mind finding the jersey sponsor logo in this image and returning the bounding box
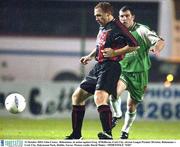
[125,50,138,57]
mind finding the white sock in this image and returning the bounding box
[110,97,122,118]
[121,110,136,133]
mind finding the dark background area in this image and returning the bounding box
[0,0,159,37]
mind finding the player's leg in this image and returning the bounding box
[120,71,147,139]
[96,61,121,139]
[66,87,92,139]
[66,65,97,139]
[110,98,122,128]
[120,94,138,139]
[110,79,127,128]
[94,90,113,139]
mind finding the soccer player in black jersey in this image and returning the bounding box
[65,2,138,140]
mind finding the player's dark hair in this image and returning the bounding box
[120,5,135,16]
[95,2,114,15]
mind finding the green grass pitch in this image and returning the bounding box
[0,117,180,140]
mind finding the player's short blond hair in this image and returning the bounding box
[94,2,113,15]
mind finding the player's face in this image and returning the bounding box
[94,8,110,26]
[119,10,135,28]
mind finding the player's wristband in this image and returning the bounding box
[113,50,117,57]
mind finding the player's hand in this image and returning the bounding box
[80,55,92,65]
[150,47,160,56]
[101,48,115,57]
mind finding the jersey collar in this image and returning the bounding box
[129,22,136,31]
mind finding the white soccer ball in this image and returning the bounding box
[5,93,26,114]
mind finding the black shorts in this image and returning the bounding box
[80,61,121,98]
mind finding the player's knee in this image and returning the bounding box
[94,97,105,106]
[72,90,83,104]
[127,103,136,113]
[72,91,79,104]
[72,91,77,100]
[72,88,88,105]
[94,91,109,106]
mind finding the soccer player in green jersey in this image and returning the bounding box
[103,6,165,139]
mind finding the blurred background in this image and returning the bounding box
[0,0,180,120]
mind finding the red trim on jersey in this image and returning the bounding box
[96,31,109,63]
[115,20,138,47]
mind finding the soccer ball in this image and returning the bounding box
[5,93,26,114]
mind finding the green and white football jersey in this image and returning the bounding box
[120,23,162,72]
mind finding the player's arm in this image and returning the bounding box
[102,45,139,57]
[150,39,165,56]
[141,26,165,56]
[102,21,139,57]
[80,48,96,65]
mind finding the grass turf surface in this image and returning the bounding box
[0,117,180,140]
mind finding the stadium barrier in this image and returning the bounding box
[0,82,180,120]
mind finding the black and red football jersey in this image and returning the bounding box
[96,19,138,63]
